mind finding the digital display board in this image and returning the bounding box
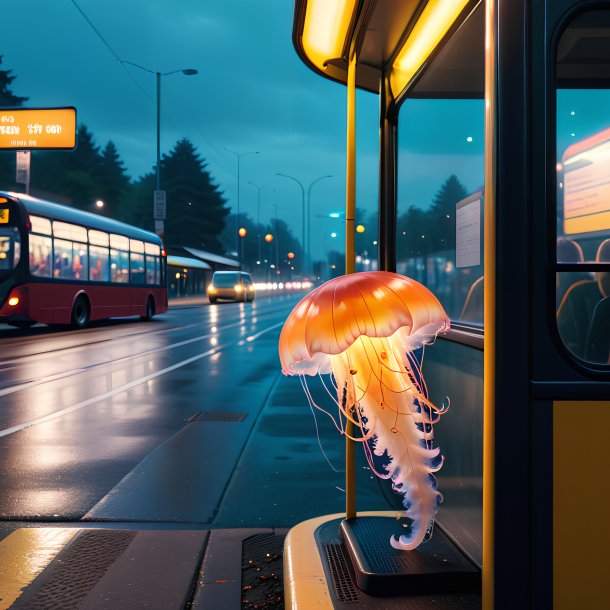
[0,209,9,224]
[563,126,610,235]
[0,107,76,150]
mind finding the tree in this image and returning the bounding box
[0,56,27,190]
[0,56,27,107]
[428,174,468,251]
[98,141,130,219]
[161,138,229,253]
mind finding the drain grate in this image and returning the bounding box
[188,411,247,423]
[11,530,135,610]
[325,543,359,604]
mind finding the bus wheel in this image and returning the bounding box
[141,297,155,321]
[71,296,90,329]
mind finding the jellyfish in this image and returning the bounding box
[278,271,450,550]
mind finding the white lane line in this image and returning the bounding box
[0,318,250,398]
[0,306,293,398]
[0,302,292,368]
[0,319,285,438]
[245,321,284,342]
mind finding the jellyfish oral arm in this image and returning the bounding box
[331,333,444,551]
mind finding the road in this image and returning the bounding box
[0,292,390,531]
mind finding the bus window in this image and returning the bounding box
[110,234,129,250]
[556,10,610,365]
[89,230,109,247]
[130,253,145,285]
[396,99,485,325]
[89,246,110,282]
[53,221,87,243]
[110,249,129,283]
[54,239,88,280]
[30,216,52,235]
[29,233,52,277]
[145,255,159,285]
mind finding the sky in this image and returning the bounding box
[3,0,485,259]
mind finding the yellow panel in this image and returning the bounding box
[0,528,78,609]
[554,402,610,610]
[301,0,357,73]
[390,0,471,97]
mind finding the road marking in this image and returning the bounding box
[0,301,293,368]
[0,319,285,438]
[0,528,79,610]
[0,308,291,399]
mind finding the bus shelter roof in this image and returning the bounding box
[167,255,212,271]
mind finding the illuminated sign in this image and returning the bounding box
[563,126,610,235]
[0,107,76,150]
[0,209,8,224]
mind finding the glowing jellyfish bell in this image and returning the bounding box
[279,271,450,550]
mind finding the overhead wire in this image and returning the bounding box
[68,0,231,176]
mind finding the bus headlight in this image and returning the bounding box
[208,285,216,293]
[8,297,19,306]
[234,284,243,292]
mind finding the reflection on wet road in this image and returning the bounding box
[0,295,300,521]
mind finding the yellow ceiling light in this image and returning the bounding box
[391,0,471,96]
[302,0,358,72]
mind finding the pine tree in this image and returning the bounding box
[428,175,468,251]
[0,56,28,107]
[98,141,130,219]
[161,138,229,252]
[0,56,28,190]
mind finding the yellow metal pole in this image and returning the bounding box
[483,0,497,607]
[345,39,357,521]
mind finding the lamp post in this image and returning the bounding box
[224,148,259,266]
[121,60,198,237]
[276,173,332,276]
[248,181,273,264]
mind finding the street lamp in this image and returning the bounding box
[121,60,198,237]
[275,173,332,276]
[248,181,273,263]
[95,200,104,209]
[225,148,259,266]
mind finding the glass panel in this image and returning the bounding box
[110,249,129,283]
[110,234,129,250]
[89,245,110,282]
[213,272,240,287]
[30,215,52,235]
[29,233,52,277]
[89,229,109,247]
[53,221,87,242]
[53,239,88,280]
[130,239,144,253]
[397,99,485,324]
[145,242,160,256]
[0,230,20,271]
[145,255,158,285]
[556,10,610,364]
[130,252,145,284]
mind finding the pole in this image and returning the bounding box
[257,187,261,262]
[345,40,357,521]
[306,175,332,277]
[155,71,163,238]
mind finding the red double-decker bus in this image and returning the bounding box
[0,192,167,328]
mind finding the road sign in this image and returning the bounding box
[0,108,76,150]
[154,190,166,220]
[16,150,30,186]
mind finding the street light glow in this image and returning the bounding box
[265,233,273,242]
[331,232,337,238]
[356,224,365,233]
[95,200,104,208]
[238,227,247,237]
